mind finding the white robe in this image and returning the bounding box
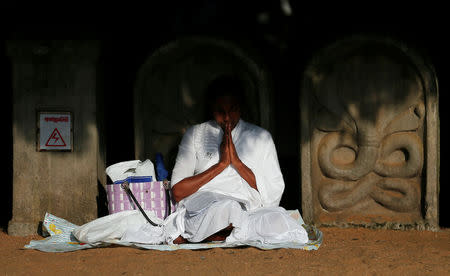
[167,119,308,243]
[171,119,285,209]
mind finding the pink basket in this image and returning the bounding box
[106,180,176,220]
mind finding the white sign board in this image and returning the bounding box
[38,112,72,151]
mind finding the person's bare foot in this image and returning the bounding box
[173,235,188,244]
[202,233,228,242]
[202,224,234,243]
[173,224,234,244]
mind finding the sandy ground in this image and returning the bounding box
[1,227,449,276]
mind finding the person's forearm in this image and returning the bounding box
[232,160,258,191]
[171,162,228,202]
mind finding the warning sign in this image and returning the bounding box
[38,112,72,151]
[45,128,66,147]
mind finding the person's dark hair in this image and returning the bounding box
[205,75,247,117]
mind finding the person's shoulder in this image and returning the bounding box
[183,120,218,137]
[241,120,273,139]
[193,120,219,132]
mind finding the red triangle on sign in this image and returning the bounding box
[45,128,67,147]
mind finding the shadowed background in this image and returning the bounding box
[1,1,448,229]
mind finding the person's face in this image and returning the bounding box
[212,95,241,131]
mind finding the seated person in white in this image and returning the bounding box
[169,75,308,244]
[73,75,308,245]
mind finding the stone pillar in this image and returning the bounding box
[7,40,103,235]
[300,36,439,230]
[134,37,273,170]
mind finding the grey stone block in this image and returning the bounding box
[7,40,103,236]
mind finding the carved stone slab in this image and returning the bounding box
[301,36,439,229]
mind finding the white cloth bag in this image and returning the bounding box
[106,159,156,183]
